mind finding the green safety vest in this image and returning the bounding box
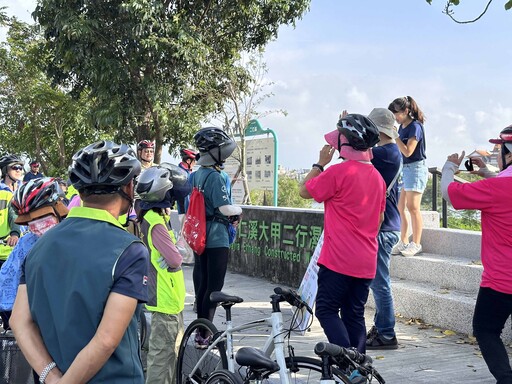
[74,198,128,226]
[25,206,145,382]
[142,210,185,315]
[0,190,14,260]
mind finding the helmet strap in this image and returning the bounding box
[118,187,134,227]
[501,145,512,171]
[5,174,17,191]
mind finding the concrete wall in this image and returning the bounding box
[228,207,440,288]
[229,206,324,287]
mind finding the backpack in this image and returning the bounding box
[182,171,215,255]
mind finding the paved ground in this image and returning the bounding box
[182,265,504,384]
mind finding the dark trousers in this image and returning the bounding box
[315,265,372,353]
[473,287,512,384]
[196,247,229,322]
[193,254,200,299]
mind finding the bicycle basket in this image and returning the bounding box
[0,334,34,384]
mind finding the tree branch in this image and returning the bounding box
[443,0,493,23]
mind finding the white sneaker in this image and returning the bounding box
[400,242,422,257]
[391,240,408,255]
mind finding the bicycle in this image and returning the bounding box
[176,287,354,384]
[206,340,386,384]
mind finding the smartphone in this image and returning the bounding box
[464,159,474,172]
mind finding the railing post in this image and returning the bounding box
[442,199,448,228]
[431,173,438,212]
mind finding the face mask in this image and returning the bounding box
[28,215,59,237]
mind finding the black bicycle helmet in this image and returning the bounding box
[11,178,63,215]
[69,140,141,192]
[336,114,380,151]
[194,127,237,166]
[0,154,23,175]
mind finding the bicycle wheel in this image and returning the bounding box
[258,356,351,384]
[177,318,228,384]
[205,369,243,384]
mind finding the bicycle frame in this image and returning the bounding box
[190,311,292,384]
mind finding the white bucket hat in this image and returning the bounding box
[368,108,399,139]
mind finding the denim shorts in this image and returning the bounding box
[402,160,428,193]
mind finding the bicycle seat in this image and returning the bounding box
[236,347,280,372]
[210,291,243,305]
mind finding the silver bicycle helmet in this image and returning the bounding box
[136,164,191,203]
[0,154,24,175]
[69,140,141,192]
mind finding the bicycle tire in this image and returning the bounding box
[205,369,244,384]
[258,356,351,384]
[177,318,228,384]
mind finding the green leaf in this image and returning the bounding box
[506,0,512,10]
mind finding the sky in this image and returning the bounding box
[2,0,512,170]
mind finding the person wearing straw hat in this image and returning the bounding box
[365,108,402,350]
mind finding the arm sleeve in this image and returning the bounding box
[219,205,242,216]
[151,223,182,269]
[112,242,149,303]
[441,161,459,205]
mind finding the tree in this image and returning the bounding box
[426,0,512,23]
[33,0,310,162]
[250,175,312,209]
[215,51,286,204]
[0,17,98,176]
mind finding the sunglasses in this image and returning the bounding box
[10,165,23,171]
[31,164,40,167]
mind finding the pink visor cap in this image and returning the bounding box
[324,129,373,161]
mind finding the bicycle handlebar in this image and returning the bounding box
[314,342,385,384]
[314,342,371,365]
[273,287,313,314]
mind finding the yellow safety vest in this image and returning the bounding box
[0,190,14,260]
[143,210,185,315]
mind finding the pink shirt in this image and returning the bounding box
[306,161,386,279]
[448,174,512,294]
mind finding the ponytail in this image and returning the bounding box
[406,96,425,124]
